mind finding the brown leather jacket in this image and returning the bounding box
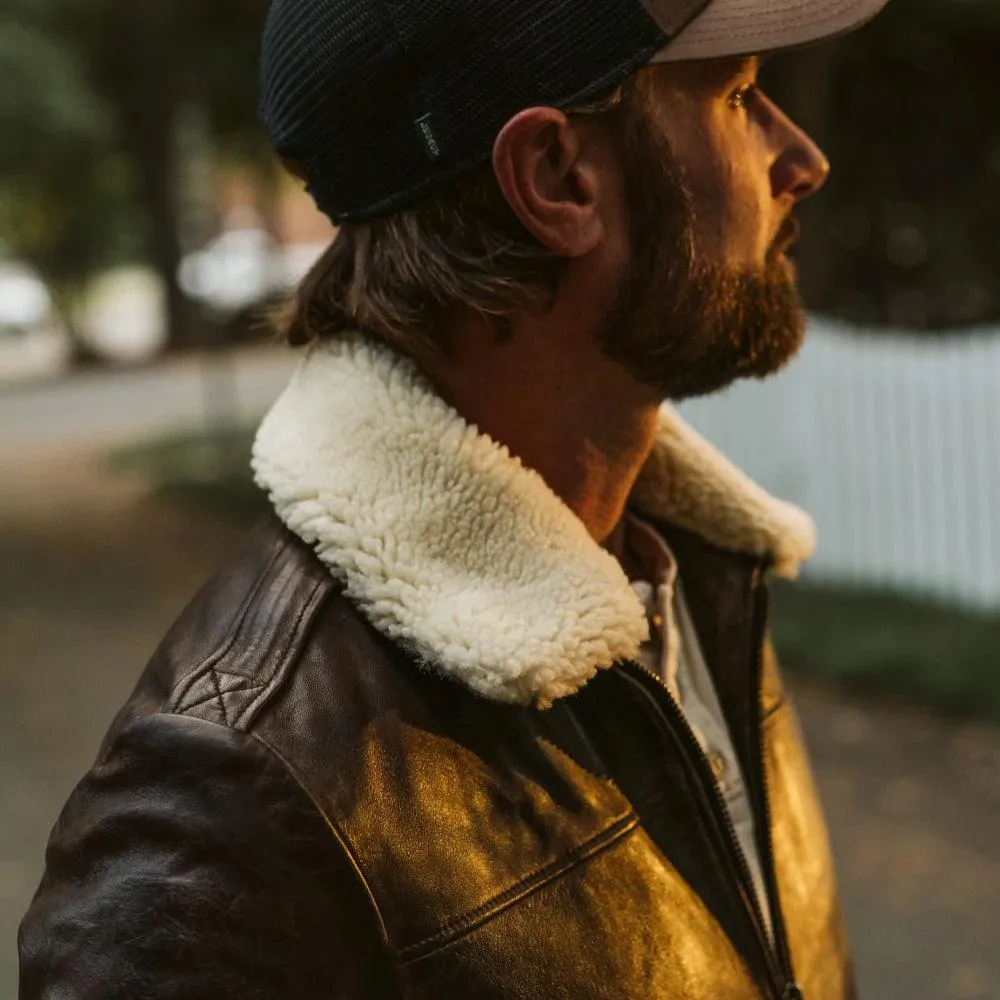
[19,515,851,1000]
[20,336,852,999]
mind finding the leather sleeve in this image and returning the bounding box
[19,714,398,1000]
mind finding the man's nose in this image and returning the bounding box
[767,99,831,203]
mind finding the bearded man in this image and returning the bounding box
[20,0,889,997]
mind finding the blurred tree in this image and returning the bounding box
[3,0,271,344]
[0,3,138,302]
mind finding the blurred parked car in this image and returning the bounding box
[276,241,329,290]
[76,267,169,365]
[180,226,327,315]
[179,217,327,342]
[0,260,73,385]
[179,226,280,320]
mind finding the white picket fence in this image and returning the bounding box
[679,318,1000,610]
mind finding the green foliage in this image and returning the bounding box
[772,581,1000,722]
[0,24,105,174]
[1,0,270,296]
[108,424,268,521]
[914,0,1000,26]
[0,19,144,288]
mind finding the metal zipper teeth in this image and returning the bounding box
[617,658,785,1000]
[748,583,802,998]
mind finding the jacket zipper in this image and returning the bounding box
[617,658,785,1000]
[748,582,803,1000]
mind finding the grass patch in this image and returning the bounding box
[771,581,1000,722]
[111,425,1000,723]
[108,424,267,522]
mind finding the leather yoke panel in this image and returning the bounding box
[253,598,638,956]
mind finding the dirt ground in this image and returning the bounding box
[2,447,998,999]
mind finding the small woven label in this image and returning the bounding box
[415,113,441,161]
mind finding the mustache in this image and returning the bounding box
[771,215,801,255]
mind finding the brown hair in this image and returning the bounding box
[279,81,639,360]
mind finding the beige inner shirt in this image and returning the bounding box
[624,513,773,942]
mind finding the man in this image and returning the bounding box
[19,0,889,996]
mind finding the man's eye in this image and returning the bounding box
[727,83,758,111]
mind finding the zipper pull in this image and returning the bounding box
[782,984,804,1000]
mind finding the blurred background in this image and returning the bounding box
[2,0,999,997]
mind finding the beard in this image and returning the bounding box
[596,95,807,402]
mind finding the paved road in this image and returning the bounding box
[0,346,296,453]
[2,356,998,998]
[798,690,1000,999]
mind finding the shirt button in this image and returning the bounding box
[709,752,727,782]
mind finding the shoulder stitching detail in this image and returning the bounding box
[234,572,331,730]
[166,534,335,731]
[166,538,284,716]
[247,729,394,951]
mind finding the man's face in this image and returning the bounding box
[596,58,829,402]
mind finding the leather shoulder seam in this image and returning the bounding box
[247,729,393,949]
[165,537,286,714]
[233,573,331,730]
[167,537,337,731]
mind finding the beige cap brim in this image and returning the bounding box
[652,0,889,63]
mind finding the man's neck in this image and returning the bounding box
[418,308,661,550]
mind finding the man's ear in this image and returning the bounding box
[492,108,605,257]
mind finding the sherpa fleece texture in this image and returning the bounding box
[252,333,815,708]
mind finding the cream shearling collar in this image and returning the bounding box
[252,334,815,708]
